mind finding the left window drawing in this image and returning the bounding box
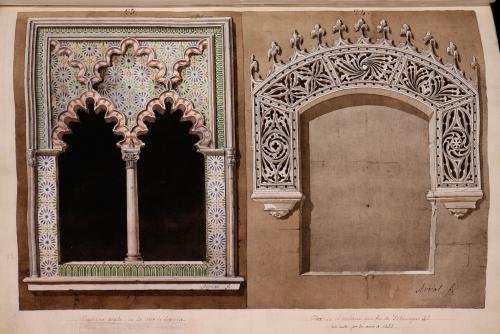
[23,17,242,291]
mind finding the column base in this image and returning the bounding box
[124,254,143,262]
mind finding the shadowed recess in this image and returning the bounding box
[138,108,206,261]
[59,105,127,262]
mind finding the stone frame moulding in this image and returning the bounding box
[250,19,483,219]
[24,17,243,291]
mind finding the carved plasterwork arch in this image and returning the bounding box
[250,19,482,218]
[52,91,127,150]
[91,38,170,88]
[133,90,212,149]
[50,37,212,152]
[52,90,211,151]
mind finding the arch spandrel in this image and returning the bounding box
[50,37,212,152]
[250,19,482,219]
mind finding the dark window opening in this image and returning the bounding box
[138,108,206,261]
[59,105,127,262]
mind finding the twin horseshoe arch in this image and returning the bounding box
[250,19,483,219]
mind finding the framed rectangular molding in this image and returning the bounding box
[23,17,243,291]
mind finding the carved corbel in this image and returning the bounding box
[251,192,303,219]
[427,190,483,218]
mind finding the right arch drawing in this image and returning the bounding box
[250,19,483,218]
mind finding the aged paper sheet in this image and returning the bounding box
[0,4,499,333]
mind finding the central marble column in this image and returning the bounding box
[122,146,143,262]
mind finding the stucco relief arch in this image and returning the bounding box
[52,90,212,151]
[250,19,483,218]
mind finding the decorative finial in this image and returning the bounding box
[377,19,392,45]
[354,18,369,41]
[311,24,327,49]
[332,19,348,45]
[250,54,262,83]
[471,56,478,69]
[290,30,304,52]
[289,30,306,61]
[399,23,414,49]
[267,41,283,75]
[423,31,441,62]
[471,56,479,85]
[268,41,282,64]
[447,41,461,71]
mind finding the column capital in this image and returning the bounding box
[26,149,37,167]
[121,146,141,169]
[226,148,236,167]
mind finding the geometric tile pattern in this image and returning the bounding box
[95,49,165,126]
[36,156,59,277]
[176,50,210,126]
[205,155,227,276]
[34,25,226,149]
[59,262,207,277]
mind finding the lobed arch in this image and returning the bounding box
[51,91,127,150]
[250,19,483,218]
[52,90,211,152]
[133,90,212,150]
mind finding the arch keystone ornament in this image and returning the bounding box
[250,19,483,219]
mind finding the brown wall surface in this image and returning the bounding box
[303,101,431,273]
[15,9,488,309]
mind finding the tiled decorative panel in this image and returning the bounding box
[49,40,211,130]
[206,155,227,277]
[25,18,236,283]
[34,25,227,148]
[59,263,207,277]
[36,156,59,277]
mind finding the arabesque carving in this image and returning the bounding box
[251,19,482,218]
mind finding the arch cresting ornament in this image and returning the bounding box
[250,19,482,218]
